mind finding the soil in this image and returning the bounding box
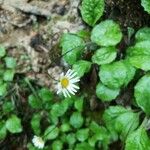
[0,0,150,149]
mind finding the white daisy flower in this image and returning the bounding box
[57,69,80,97]
[32,135,45,149]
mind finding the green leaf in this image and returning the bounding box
[96,82,120,102]
[0,45,6,58]
[80,0,104,26]
[6,115,22,133]
[103,106,139,141]
[125,127,150,150]
[60,123,71,132]
[2,101,15,113]
[28,94,42,109]
[3,69,15,81]
[0,83,7,96]
[70,112,84,128]
[91,20,122,46]
[52,140,63,150]
[39,88,53,102]
[127,41,150,71]
[31,113,41,135]
[75,142,93,150]
[76,128,89,142]
[74,97,84,112]
[5,57,16,69]
[66,133,76,145]
[0,121,7,140]
[89,122,110,147]
[141,0,150,14]
[51,99,69,117]
[73,60,91,77]
[44,125,59,140]
[134,74,150,115]
[92,47,117,65]
[60,33,85,65]
[99,60,135,89]
[135,27,150,42]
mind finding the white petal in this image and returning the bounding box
[62,89,67,97]
[69,86,77,93]
[70,84,80,89]
[70,78,80,83]
[67,86,75,95]
[66,69,72,76]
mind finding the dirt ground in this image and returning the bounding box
[0,0,150,149]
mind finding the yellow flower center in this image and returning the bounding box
[60,78,69,88]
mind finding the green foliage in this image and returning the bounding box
[103,106,139,141]
[31,113,41,135]
[73,60,91,77]
[134,74,150,115]
[0,83,7,96]
[76,128,89,142]
[96,82,120,101]
[2,101,14,113]
[75,142,93,150]
[4,57,16,69]
[6,115,22,133]
[125,127,150,150]
[3,69,15,81]
[91,20,122,46]
[99,60,135,89]
[70,112,84,128]
[74,97,84,112]
[141,0,150,14]
[52,140,63,150]
[135,27,150,42]
[127,41,150,71]
[44,125,59,140]
[60,33,85,65]
[80,0,104,26]
[92,47,117,65]
[0,45,6,58]
[0,121,7,140]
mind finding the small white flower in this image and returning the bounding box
[32,135,45,149]
[57,69,80,97]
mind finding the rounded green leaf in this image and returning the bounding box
[6,115,22,133]
[125,127,150,150]
[39,88,53,102]
[141,0,150,14]
[135,27,150,42]
[76,128,89,142]
[74,97,84,112]
[127,41,150,71]
[75,142,93,150]
[99,61,126,89]
[5,57,16,69]
[0,83,7,96]
[99,60,135,89]
[80,0,104,26]
[28,94,42,109]
[3,69,15,81]
[134,74,150,115]
[0,121,7,140]
[2,101,15,113]
[0,45,6,58]
[66,133,76,145]
[92,47,117,65]
[91,20,122,46]
[44,125,59,140]
[70,112,84,128]
[96,82,120,101]
[52,140,63,150]
[73,60,91,77]
[61,33,85,65]
[60,123,71,132]
[31,113,41,135]
[103,106,139,141]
